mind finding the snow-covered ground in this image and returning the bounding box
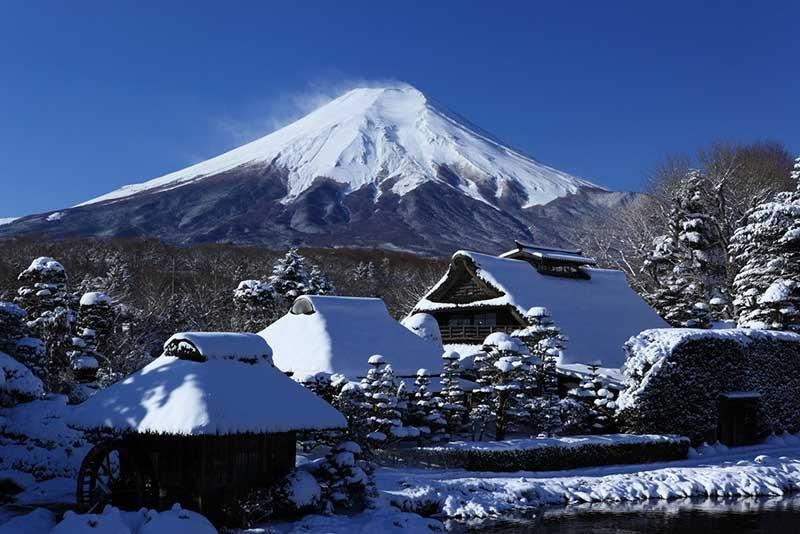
[4,393,800,532]
[377,432,800,520]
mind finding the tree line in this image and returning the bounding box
[577,140,799,331]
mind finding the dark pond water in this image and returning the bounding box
[447,494,800,533]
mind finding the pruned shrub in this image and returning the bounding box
[376,434,689,472]
[617,329,800,444]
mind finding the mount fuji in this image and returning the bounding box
[2,84,638,254]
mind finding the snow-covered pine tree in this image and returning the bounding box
[77,292,114,355]
[317,440,376,514]
[513,306,562,396]
[567,364,616,433]
[644,170,725,327]
[330,374,371,444]
[407,368,447,443]
[439,350,467,437]
[233,279,276,331]
[471,333,532,441]
[14,257,75,391]
[360,355,409,446]
[730,157,800,331]
[268,248,311,302]
[307,264,336,295]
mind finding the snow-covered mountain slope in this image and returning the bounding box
[78,85,599,209]
[2,83,636,254]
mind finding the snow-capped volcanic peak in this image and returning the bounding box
[79,84,599,208]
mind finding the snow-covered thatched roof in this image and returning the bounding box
[163,332,273,364]
[415,251,668,369]
[70,332,346,435]
[260,295,443,377]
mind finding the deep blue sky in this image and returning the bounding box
[1,1,797,217]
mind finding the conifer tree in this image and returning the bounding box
[233,279,277,331]
[439,350,467,437]
[317,440,375,514]
[644,170,725,327]
[307,264,336,295]
[360,355,406,446]
[407,368,447,443]
[14,257,74,391]
[567,364,617,434]
[729,157,800,331]
[268,248,311,301]
[471,333,532,441]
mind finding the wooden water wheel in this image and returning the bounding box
[76,439,159,513]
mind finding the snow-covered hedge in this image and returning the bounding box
[618,329,800,444]
[376,434,689,472]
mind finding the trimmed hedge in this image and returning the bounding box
[376,434,689,472]
[618,329,800,445]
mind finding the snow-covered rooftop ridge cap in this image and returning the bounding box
[163,332,273,365]
[499,241,597,264]
[290,294,389,316]
[79,291,112,307]
[513,240,584,255]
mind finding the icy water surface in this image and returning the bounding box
[451,494,800,533]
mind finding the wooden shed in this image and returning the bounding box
[70,332,347,520]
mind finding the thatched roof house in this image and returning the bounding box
[72,332,346,434]
[70,332,345,519]
[260,295,443,378]
[413,249,667,372]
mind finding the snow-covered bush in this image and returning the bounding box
[315,440,376,514]
[0,351,44,405]
[401,313,442,346]
[566,365,617,434]
[232,471,323,526]
[376,434,689,473]
[618,328,800,444]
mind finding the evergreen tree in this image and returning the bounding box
[567,364,617,434]
[644,170,725,327]
[439,350,467,437]
[330,374,371,444]
[471,333,533,441]
[407,368,447,443]
[513,307,562,396]
[77,292,114,356]
[359,355,414,446]
[14,257,75,391]
[307,265,336,295]
[730,157,800,331]
[233,279,277,331]
[268,248,311,301]
[317,440,375,514]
